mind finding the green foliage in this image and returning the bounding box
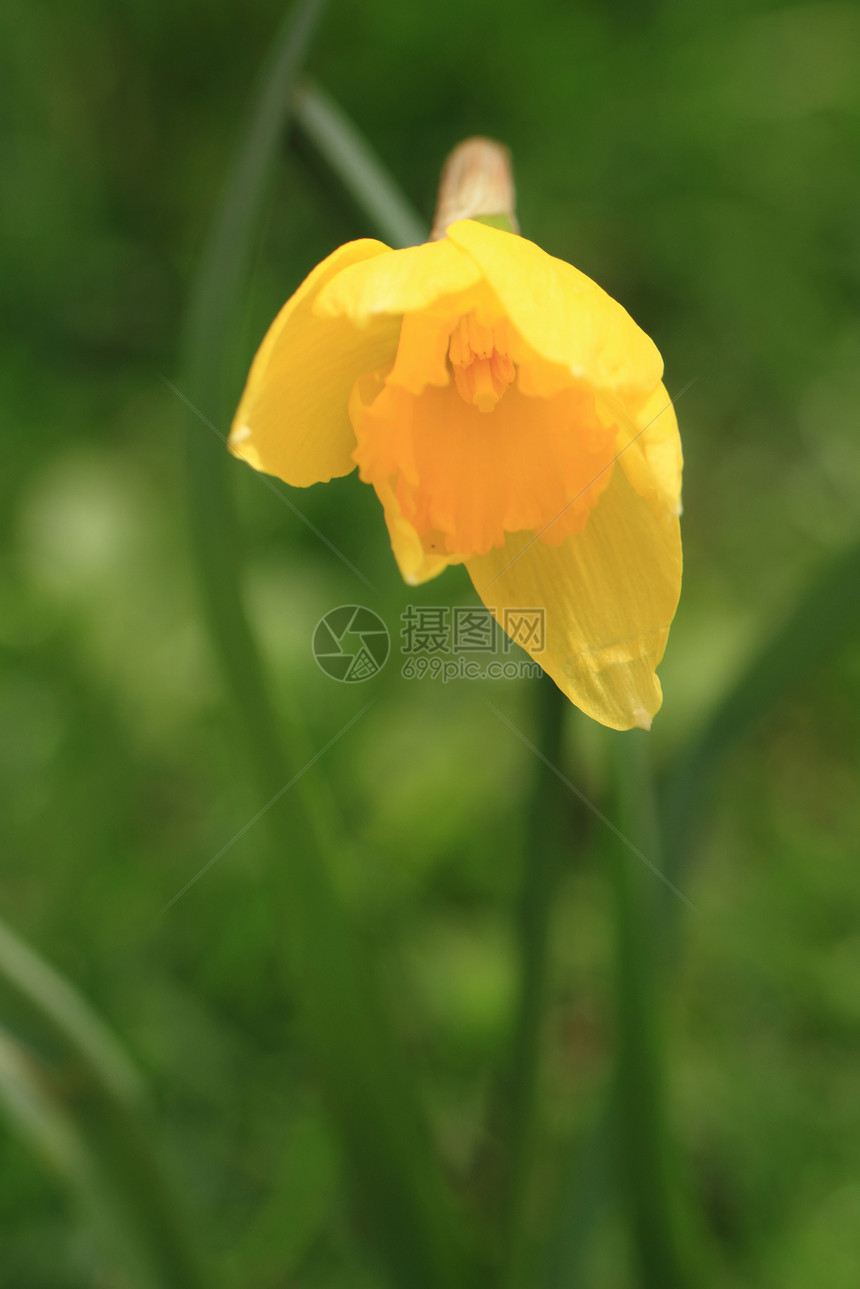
[2,0,860,1286]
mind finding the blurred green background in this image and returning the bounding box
[2,0,860,1285]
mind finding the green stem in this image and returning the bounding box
[501,677,567,1286]
[0,918,207,1289]
[180,7,468,1287]
[542,1104,614,1289]
[606,734,697,1289]
[293,79,427,247]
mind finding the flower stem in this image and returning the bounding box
[606,733,699,1288]
[501,676,567,1286]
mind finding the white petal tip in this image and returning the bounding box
[229,433,263,471]
[632,707,653,731]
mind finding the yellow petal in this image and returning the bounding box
[628,382,683,515]
[466,467,682,730]
[314,237,482,324]
[600,380,683,522]
[229,240,401,487]
[446,220,663,398]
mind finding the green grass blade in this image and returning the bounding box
[0,918,142,1101]
[185,0,330,397]
[0,918,207,1289]
[180,7,470,1286]
[293,79,428,247]
[541,1102,613,1288]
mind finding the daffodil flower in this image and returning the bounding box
[229,141,682,730]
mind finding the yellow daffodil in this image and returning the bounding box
[229,142,682,730]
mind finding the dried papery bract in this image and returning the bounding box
[430,137,520,239]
